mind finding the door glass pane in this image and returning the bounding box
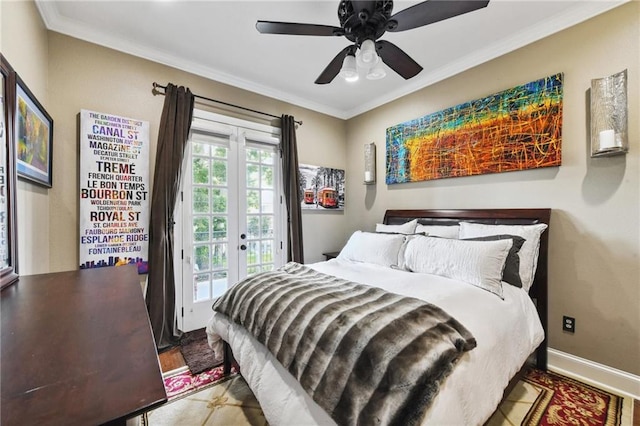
[261,190,274,213]
[193,188,209,213]
[247,241,259,266]
[193,142,210,156]
[212,216,227,241]
[194,245,210,272]
[212,271,228,297]
[212,188,227,213]
[211,159,227,185]
[246,148,260,162]
[192,158,209,184]
[261,215,273,238]
[193,217,209,242]
[246,190,260,213]
[247,164,259,188]
[213,146,227,158]
[194,273,211,302]
[212,243,227,269]
[247,215,260,239]
[261,150,274,164]
[262,240,273,264]
[261,165,273,188]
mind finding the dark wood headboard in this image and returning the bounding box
[383,208,551,370]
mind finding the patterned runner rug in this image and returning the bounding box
[145,367,630,425]
[522,369,624,426]
[488,369,629,426]
[163,364,237,401]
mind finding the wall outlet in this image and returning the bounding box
[563,316,575,333]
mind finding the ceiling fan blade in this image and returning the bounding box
[256,21,344,36]
[315,46,353,85]
[388,0,490,32]
[376,40,423,80]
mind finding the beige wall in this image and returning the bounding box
[345,3,640,375]
[1,1,51,275]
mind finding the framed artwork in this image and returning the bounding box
[0,54,19,289]
[15,73,53,187]
[298,164,345,211]
[386,73,563,183]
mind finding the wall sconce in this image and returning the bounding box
[364,142,376,185]
[590,69,628,157]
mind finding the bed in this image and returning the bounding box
[206,208,550,425]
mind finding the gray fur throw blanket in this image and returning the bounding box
[212,262,476,426]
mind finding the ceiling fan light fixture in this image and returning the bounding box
[366,63,386,80]
[339,53,359,82]
[258,0,490,84]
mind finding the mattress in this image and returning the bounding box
[207,258,544,425]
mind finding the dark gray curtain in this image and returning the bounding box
[146,84,194,350]
[281,115,304,263]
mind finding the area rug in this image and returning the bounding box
[179,328,220,375]
[522,369,623,426]
[149,367,629,426]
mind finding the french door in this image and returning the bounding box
[177,111,285,331]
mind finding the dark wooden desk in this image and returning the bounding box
[1,265,167,425]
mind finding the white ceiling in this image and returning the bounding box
[36,0,627,119]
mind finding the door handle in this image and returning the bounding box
[240,244,247,251]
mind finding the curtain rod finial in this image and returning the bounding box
[152,82,164,96]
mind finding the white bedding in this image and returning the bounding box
[207,259,544,426]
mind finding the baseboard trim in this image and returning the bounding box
[548,348,640,399]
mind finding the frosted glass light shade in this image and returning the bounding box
[590,69,628,157]
[339,54,358,82]
[359,39,378,66]
[367,63,386,80]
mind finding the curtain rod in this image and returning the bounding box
[152,82,302,126]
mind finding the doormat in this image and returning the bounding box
[179,327,221,375]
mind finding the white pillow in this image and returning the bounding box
[375,219,418,234]
[415,224,460,239]
[403,235,512,299]
[337,231,406,268]
[458,222,548,292]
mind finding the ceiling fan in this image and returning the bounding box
[256,1,490,84]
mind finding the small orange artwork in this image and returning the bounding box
[386,73,563,183]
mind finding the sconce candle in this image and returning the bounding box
[598,129,618,150]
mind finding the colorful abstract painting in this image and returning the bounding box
[386,73,563,184]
